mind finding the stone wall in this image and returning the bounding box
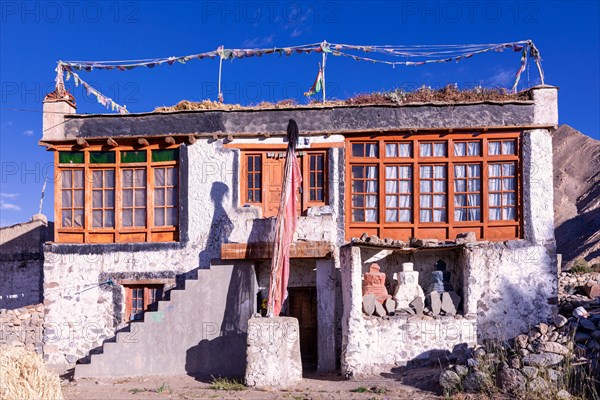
[460,241,558,341]
[0,215,51,309]
[0,304,44,354]
[340,245,476,378]
[340,239,558,377]
[42,138,342,369]
[559,272,600,290]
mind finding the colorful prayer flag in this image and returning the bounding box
[304,66,323,97]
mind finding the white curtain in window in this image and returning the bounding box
[434,166,445,179]
[502,140,515,155]
[489,163,501,177]
[434,143,446,156]
[399,143,411,157]
[365,165,377,222]
[454,143,466,156]
[385,144,398,157]
[468,164,481,177]
[454,195,466,221]
[420,143,432,157]
[468,141,479,156]
[503,163,515,176]
[468,194,480,220]
[489,208,501,221]
[489,141,501,155]
[504,207,516,220]
[433,209,446,222]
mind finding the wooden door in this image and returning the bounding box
[262,155,303,218]
[263,157,285,218]
[287,287,318,368]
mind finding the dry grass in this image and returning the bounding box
[0,345,63,400]
[153,84,532,112]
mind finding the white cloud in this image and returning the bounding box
[0,200,21,211]
[22,129,34,136]
[242,35,275,48]
[487,69,514,87]
[0,193,19,199]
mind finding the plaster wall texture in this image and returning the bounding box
[245,317,303,389]
[460,241,558,341]
[531,85,559,126]
[522,129,555,242]
[43,139,338,368]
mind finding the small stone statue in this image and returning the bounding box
[362,263,389,304]
[427,259,461,316]
[428,260,454,293]
[393,262,425,311]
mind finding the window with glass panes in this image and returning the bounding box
[346,133,521,241]
[124,284,164,321]
[245,154,262,203]
[54,145,179,243]
[240,150,328,215]
[308,152,326,203]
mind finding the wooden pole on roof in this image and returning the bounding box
[322,41,327,103]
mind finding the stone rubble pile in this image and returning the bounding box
[353,232,477,249]
[0,304,44,354]
[440,311,600,397]
[559,271,600,312]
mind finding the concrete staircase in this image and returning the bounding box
[74,263,256,378]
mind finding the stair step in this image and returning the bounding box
[157,299,174,312]
[100,342,119,356]
[74,264,246,378]
[116,329,142,344]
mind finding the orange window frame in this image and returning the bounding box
[240,150,329,215]
[54,143,180,244]
[345,132,522,241]
[124,284,164,322]
[304,151,328,208]
[59,168,85,229]
[244,154,263,204]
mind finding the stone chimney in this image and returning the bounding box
[530,84,558,127]
[42,88,76,141]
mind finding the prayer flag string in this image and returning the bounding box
[54,40,544,112]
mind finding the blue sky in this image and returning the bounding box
[0,0,599,226]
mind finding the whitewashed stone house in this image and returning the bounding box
[38,85,559,378]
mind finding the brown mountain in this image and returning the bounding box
[553,124,600,268]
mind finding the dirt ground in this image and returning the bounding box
[62,367,443,400]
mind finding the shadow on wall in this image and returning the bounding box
[380,342,471,396]
[184,263,255,380]
[476,274,557,342]
[199,182,234,269]
[0,219,53,309]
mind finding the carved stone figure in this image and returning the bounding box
[362,263,389,304]
[393,262,425,311]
